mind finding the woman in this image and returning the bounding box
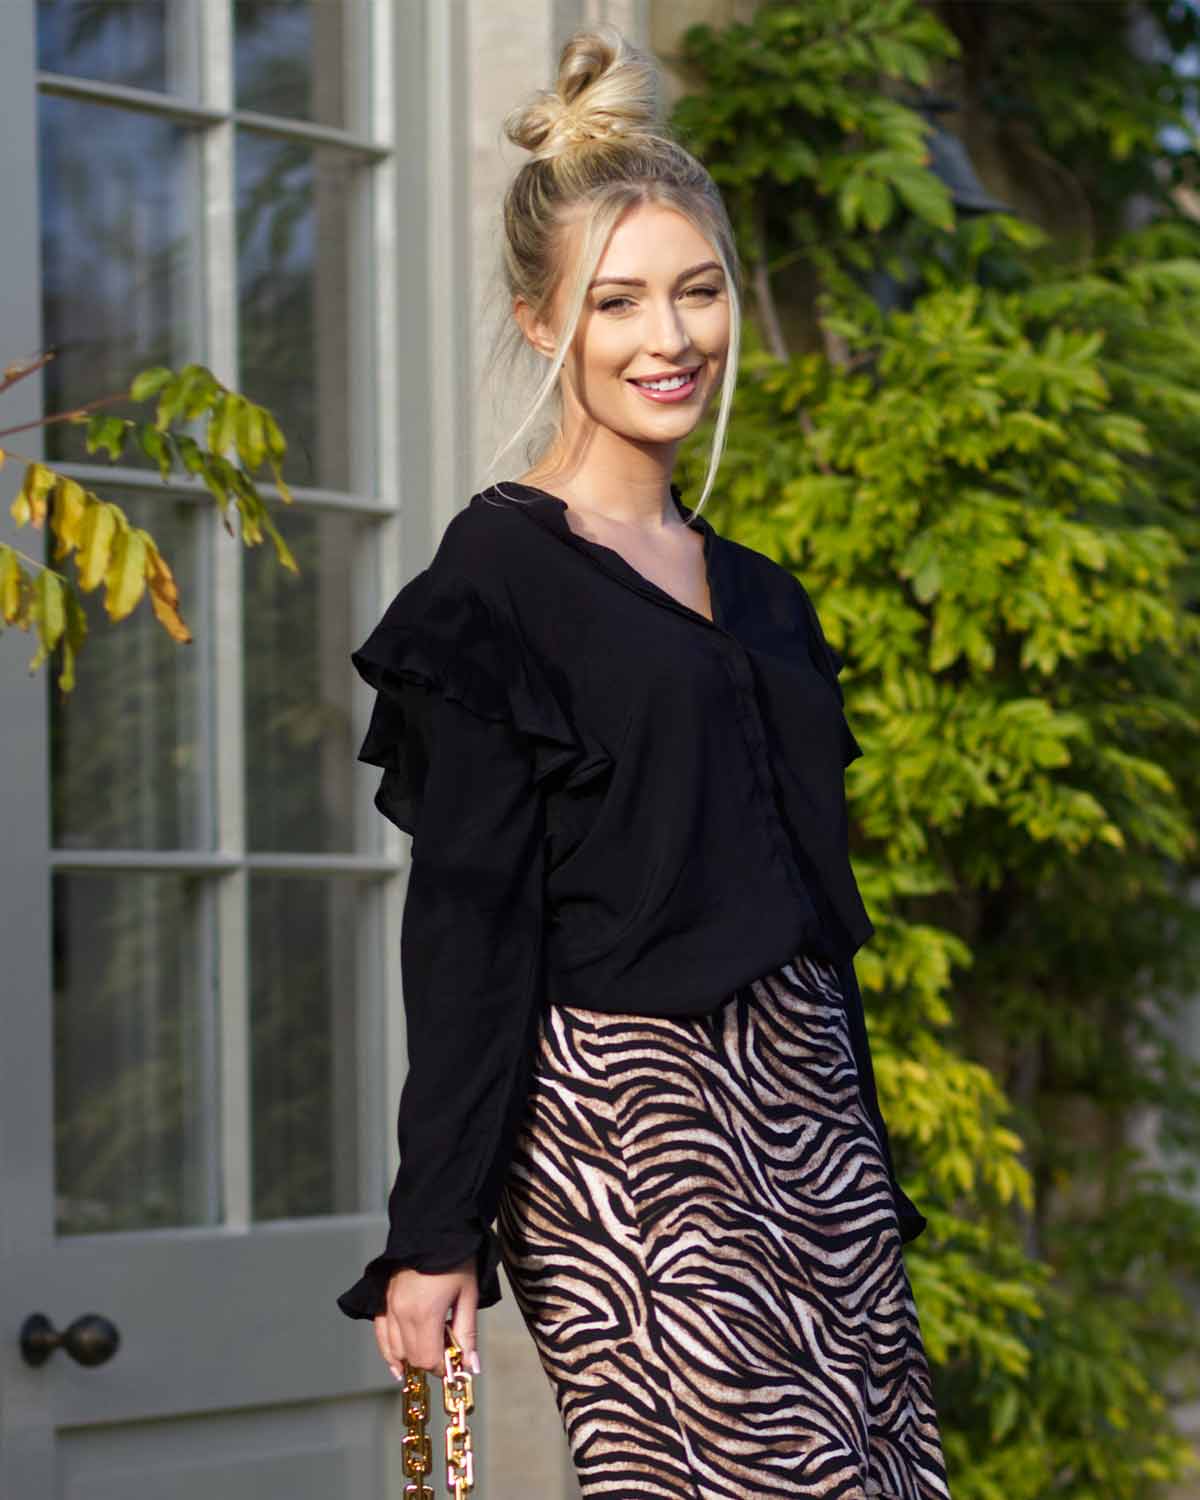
[338,26,950,1500]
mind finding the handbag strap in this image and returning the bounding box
[401,1324,476,1498]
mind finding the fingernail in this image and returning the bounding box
[468,1349,481,1375]
[389,1364,404,1382]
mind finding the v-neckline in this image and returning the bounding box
[490,480,719,628]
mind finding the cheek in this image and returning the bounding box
[573,324,640,394]
[693,304,731,357]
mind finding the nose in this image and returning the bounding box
[645,294,692,364]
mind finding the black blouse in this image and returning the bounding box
[336,482,926,1321]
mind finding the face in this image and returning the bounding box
[521,200,731,457]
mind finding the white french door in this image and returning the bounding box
[0,2,433,1494]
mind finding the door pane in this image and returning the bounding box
[51,492,205,851]
[250,875,366,1220]
[39,95,197,468]
[54,872,217,1235]
[234,0,361,130]
[236,132,367,494]
[37,0,189,95]
[243,508,369,854]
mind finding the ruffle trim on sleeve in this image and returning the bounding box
[350,569,582,818]
[796,585,864,768]
[336,1223,504,1321]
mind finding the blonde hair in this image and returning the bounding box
[486,26,742,519]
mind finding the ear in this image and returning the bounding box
[513,296,557,360]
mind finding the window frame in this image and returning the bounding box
[34,0,409,1234]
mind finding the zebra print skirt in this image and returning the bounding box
[495,950,951,1500]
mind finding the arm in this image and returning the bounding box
[835,953,927,1244]
[337,578,558,1322]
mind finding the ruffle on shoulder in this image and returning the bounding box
[351,569,581,830]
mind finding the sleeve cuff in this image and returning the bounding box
[336,1224,503,1321]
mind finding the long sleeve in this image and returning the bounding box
[796,579,926,1243]
[337,571,576,1320]
[836,955,927,1244]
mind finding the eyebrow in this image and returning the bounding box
[588,260,724,290]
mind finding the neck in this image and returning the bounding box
[523,422,679,532]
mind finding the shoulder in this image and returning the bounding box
[713,527,821,620]
[370,489,558,648]
[713,528,843,676]
[429,489,555,594]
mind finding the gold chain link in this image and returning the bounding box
[442,1327,476,1499]
[400,1324,476,1499]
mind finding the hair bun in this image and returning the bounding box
[503,25,660,163]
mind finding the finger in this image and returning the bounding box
[448,1281,481,1375]
[399,1301,451,1374]
[373,1312,404,1383]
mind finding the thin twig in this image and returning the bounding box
[0,392,126,441]
[0,351,56,398]
[3,543,62,578]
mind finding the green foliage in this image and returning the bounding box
[672,1,1200,1493]
[0,356,295,690]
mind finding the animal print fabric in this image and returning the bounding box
[495,951,951,1499]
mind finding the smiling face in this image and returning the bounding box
[520,198,732,463]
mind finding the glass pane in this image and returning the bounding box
[250,875,365,1220]
[51,493,205,851]
[54,873,217,1234]
[243,508,368,853]
[37,0,183,94]
[236,131,367,493]
[39,96,197,468]
[235,0,359,129]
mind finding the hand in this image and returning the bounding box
[373,1257,481,1379]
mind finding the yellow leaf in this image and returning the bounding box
[34,568,66,652]
[142,534,192,644]
[104,527,147,621]
[50,477,88,560]
[14,462,55,529]
[0,447,6,469]
[0,546,27,624]
[55,584,88,691]
[77,502,118,592]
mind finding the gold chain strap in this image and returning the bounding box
[400,1325,476,1499]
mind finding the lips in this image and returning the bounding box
[628,367,701,404]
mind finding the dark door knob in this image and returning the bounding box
[19,1312,121,1368]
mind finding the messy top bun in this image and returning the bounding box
[503,28,661,161]
[490,27,742,515]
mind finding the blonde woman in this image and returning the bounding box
[338,27,950,1500]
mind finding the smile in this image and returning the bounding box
[628,368,701,403]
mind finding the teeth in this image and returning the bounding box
[637,373,693,391]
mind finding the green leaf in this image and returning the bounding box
[129,366,174,402]
[139,422,173,481]
[208,394,240,458]
[32,568,66,669]
[57,585,88,692]
[890,165,955,231]
[85,413,129,461]
[236,401,268,471]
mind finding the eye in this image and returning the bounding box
[682,284,720,301]
[597,295,636,313]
